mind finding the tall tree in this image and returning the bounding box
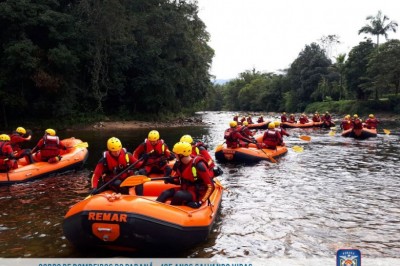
[358,10,398,47]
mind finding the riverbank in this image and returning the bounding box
[76,116,206,131]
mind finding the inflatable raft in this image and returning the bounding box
[63,177,223,251]
[341,128,377,140]
[215,143,287,163]
[281,121,322,128]
[247,121,271,129]
[0,138,88,185]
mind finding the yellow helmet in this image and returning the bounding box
[173,142,192,157]
[345,115,350,119]
[16,127,26,135]
[242,121,249,126]
[107,137,122,152]
[0,134,10,141]
[353,114,358,118]
[274,121,281,126]
[369,114,374,118]
[148,130,160,142]
[180,134,193,144]
[283,112,286,115]
[45,128,56,136]
[229,121,237,128]
[268,122,275,129]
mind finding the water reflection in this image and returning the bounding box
[0,112,399,258]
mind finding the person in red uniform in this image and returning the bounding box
[224,121,255,148]
[257,115,264,123]
[156,142,215,208]
[31,129,66,163]
[0,134,18,172]
[180,134,223,177]
[352,114,363,130]
[233,114,239,123]
[133,130,173,176]
[261,122,283,149]
[246,115,254,124]
[340,115,352,130]
[322,111,334,127]
[91,137,141,194]
[274,121,290,145]
[299,113,309,124]
[281,112,288,123]
[9,127,34,164]
[312,112,321,122]
[239,116,246,125]
[241,121,255,138]
[364,114,379,129]
[288,114,297,123]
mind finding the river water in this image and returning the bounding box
[0,111,399,259]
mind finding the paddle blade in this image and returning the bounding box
[292,146,304,153]
[75,142,89,148]
[299,135,311,141]
[383,129,391,135]
[120,175,151,187]
[328,130,335,136]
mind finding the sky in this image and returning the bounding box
[196,0,400,80]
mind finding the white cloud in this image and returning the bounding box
[197,0,400,80]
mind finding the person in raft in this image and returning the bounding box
[0,134,18,172]
[274,121,290,139]
[340,115,352,130]
[91,137,142,195]
[299,113,310,124]
[224,121,256,148]
[31,129,67,163]
[180,134,223,178]
[133,130,174,177]
[364,114,379,129]
[288,113,297,123]
[312,112,321,122]
[352,114,363,130]
[257,115,265,123]
[9,127,34,164]
[156,141,215,209]
[281,112,288,123]
[261,122,283,149]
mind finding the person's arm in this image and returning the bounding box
[91,160,105,188]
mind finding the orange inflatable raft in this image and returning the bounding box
[62,176,223,251]
[0,138,88,185]
[215,143,287,163]
[341,128,377,139]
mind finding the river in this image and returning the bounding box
[0,111,399,259]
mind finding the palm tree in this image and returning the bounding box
[358,10,398,47]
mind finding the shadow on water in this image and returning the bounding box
[1,111,400,258]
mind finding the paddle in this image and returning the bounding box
[328,130,335,136]
[299,135,311,141]
[90,156,144,195]
[292,146,304,153]
[383,129,391,135]
[67,142,89,149]
[120,175,227,190]
[258,148,277,163]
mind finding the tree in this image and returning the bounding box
[367,39,400,96]
[358,10,398,47]
[344,40,375,100]
[287,43,331,111]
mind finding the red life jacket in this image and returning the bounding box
[263,130,280,147]
[144,139,166,157]
[177,156,211,184]
[103,148,130,174]
[353,119,363,129]
[40,135,60,158]
[0,142,13,170]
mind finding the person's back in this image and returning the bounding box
[281,112,287,123]
[365,114,379,129]
[352,115,363,130]
[0,134,17,172]
[10,127,33,163]
[31,129,66,163]
[262,123,282,149]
